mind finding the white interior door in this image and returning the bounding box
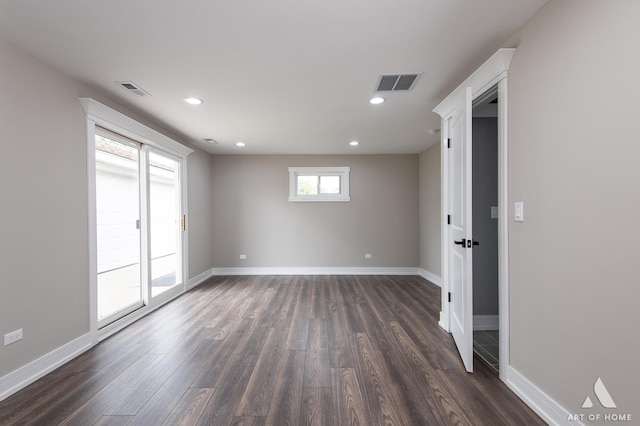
[448,87,474,372]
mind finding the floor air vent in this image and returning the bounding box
[375,73,421,91]
[116,81,151,97]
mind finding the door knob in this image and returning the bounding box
[454,239,466,246]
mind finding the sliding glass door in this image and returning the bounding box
[149,151,182,297]
[95,130,143,324]
[95,129,184,327]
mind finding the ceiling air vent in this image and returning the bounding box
[116,81,151,97]
[375,73,421,92]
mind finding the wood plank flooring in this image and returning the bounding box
[0,275,544,425]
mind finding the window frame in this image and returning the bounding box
[288,166,351,202]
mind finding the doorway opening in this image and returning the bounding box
[434,47,514,380]
[471,88,499,372]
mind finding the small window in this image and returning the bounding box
[288,167,350,202]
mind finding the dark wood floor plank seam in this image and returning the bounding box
[235,326,288,417]
[350,332,406,426]
[331,367,371,426]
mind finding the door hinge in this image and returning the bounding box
[447,138,451,149]
[135,219,140,230]
[447,215,451,225]
[181,215,186,231]
[448,292,451,303]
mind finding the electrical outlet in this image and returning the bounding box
[4,329,23,346]
[239,254,247,260]
[364,254,372,259]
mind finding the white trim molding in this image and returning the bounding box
[188,269,216,289]
[79,98,193,158]
[0,266,219,402]
[0,333,92,402]
[473,315,499,330]
[506,366,584,426]
[418,268,442,287]
[433,49,516,118]
[210,267,420,276]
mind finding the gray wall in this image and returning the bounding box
[0,36,89,380]
[187,148,214,279]
[0,36,213,378]
[505,0,639,418]
[210,155,419,268]
[471,118,498,316]
[418,143,441,277]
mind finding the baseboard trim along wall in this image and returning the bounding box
[209,267,422,276]
[0,333,92,402]
[0,269,216,403]
[473,315,499,330]
[506,366,584,426]
[188,268,216,289]
[417,268,442,287]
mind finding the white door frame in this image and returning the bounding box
[80,98,192,345]
[433,48,514,381]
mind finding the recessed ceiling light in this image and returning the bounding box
[369,96,385,105]
[349,141,359,146]
[183,97,203,105]
[235,142,246,147]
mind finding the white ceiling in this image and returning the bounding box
[0,0,547,155]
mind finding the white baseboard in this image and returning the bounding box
[506,366,584,426]
[473,315,499,330]
[417,268,442,287]
[439,311,449,332]
[187,268,215,289]
[0,333,92,402]
[210,267,421,276]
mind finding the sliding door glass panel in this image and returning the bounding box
[95,133,143,323]
[149,151,181,297]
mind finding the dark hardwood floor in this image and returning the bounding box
[0,275,544,425]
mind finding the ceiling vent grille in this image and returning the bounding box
[116,81,151,97]
[375,73,421,92]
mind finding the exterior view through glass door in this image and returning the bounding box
[149,151,182,297]
[95,129,184,327]
[95,130,143,324]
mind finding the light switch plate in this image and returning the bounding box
[514,202,524,222]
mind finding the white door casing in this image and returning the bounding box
[433,48,515,380]
[81,98,192,344]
